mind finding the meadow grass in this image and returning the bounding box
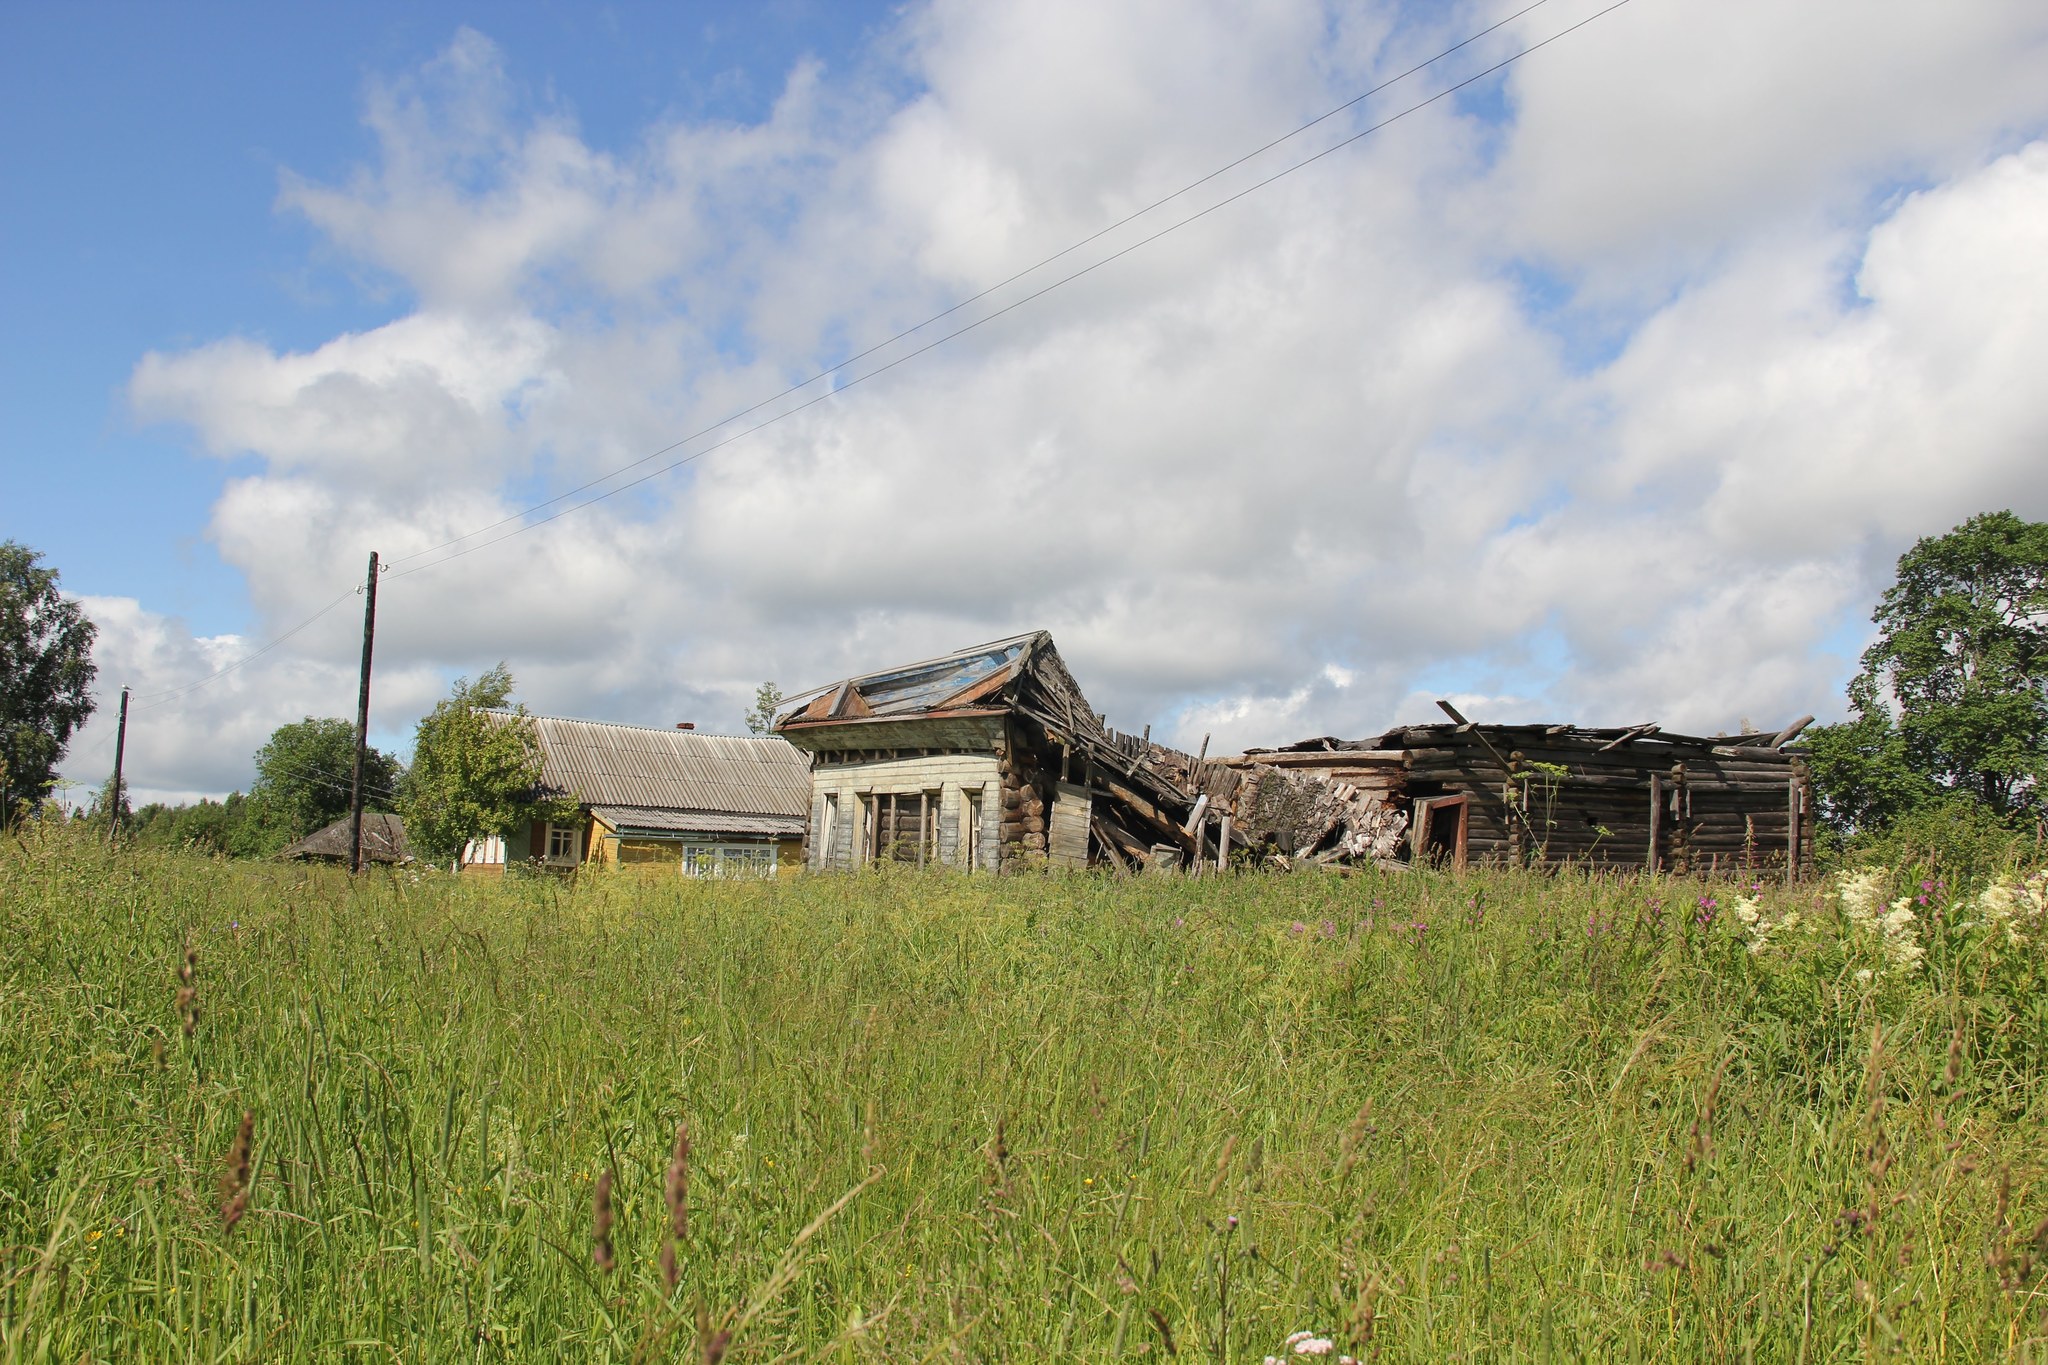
[1,825,2044,1361]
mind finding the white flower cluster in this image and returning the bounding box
[1837,868,1924,976]
[1730,893,1803,954]
[1265,1330,1356,1363]
[1971,870,2048,948]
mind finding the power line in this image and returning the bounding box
[386,0,1558,573]
[109,0,1633,702]
[392,0,1637,580]
[128,584,362,711]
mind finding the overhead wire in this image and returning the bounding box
[105,0,1634,715]
[383,0,1558,572]
[128,584,363,711]
[390,0,1637,580]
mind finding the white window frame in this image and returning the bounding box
[544,821,582,866]
[681,843,778,879]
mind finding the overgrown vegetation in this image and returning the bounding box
[1806,510,2048,842]
[3,826,2045,1361]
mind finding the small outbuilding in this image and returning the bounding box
[279,811,412,865]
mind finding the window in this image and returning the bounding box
[545,822,581,865]
[962,788,983,870]
[867,791,939,865]
[819,794,839,867]
[682,844,778,879]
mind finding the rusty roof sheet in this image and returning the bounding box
[506,714,813,817]
[776,632,1042,726]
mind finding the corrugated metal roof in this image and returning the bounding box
[497,714,812,817]
[588,806,806,837]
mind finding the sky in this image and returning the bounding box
[6,0,2048,806]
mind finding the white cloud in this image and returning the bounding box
[73,1,2048,798]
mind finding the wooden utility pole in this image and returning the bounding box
[107,686,129,845]
[348,551,380,874]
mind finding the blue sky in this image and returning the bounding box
[2,1,896,628]
[6,0,2047,803]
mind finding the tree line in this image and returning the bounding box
[5,516,2045,866]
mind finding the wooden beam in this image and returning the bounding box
[1596,723,1660,753]
[1771,715,1815,749]
[1098,776,1195,849]
[1435,700,1519,779]
[1649,772,1662,872]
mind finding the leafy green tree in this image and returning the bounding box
[1806,511,2048,835]
[745,681,786,735]
[127,794,248,856]
[1,541,98,821]
[249,716,403,848]
[399,665,568,866]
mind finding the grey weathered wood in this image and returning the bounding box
[1772,715,1815,749]
[1595,724,1660,753]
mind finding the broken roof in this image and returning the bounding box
[775,631,1045,727]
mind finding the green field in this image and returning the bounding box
[3,826,2045,1362]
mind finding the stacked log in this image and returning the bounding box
[1394,729,1807,874]
[997,736,1049,865]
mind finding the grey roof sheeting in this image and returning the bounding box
[494,714,812,818]
[589,806,806,837]
[278,812,411,863]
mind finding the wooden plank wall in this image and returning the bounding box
[1049,781,1092,870]
[1398,730,1810,874]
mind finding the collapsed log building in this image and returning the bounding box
[774,631,1217,872]
[777,629,1816,878]
[1221,704,1816,878]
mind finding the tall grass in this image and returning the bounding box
[1,823,2044,1361]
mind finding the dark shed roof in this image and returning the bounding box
[278,812,411,863]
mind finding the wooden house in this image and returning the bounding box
[1219,704,1815,877]
[774,632,1214,872]
[458,714,811,878]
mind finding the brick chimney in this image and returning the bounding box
[674,722,695,730]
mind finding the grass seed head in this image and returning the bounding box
[176,942,199,1038]
[666,1120,691,1240]
[1683,1057,1727,1174]
[220,1110,254,1233]
[592,1168,616,1273]
[1147,1306,1178,1356]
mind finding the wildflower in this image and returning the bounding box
[1319,919,1337,939]
[1974,871,2047,948]
[1878,898,1924,972]
[1289,921,1308,937]
[1730,894,1802,953]
[1835,868,1922,975]
[1264,1330,1357,1362]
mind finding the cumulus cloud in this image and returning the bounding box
[78,0,2048,795]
